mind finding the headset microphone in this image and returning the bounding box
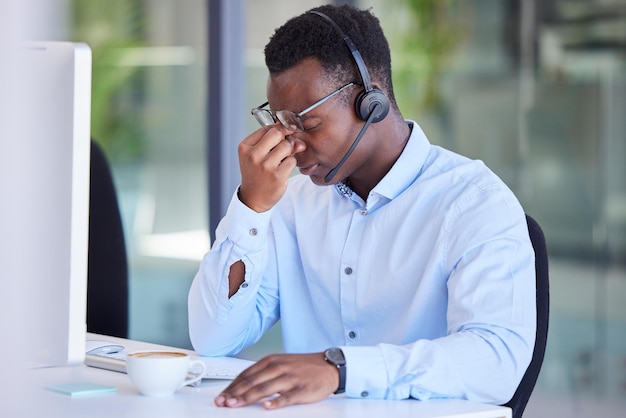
[324,103,380,183]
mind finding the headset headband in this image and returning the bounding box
[309,10,374,92]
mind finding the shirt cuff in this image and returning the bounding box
[340,345,388,399]
[216,190,273,252]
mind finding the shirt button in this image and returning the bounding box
[344,267,353,275]
[360,209,367,216]
[348,331,356,339]
[241,282,248,288]
[249,228,257,236]
[361,391,369,398]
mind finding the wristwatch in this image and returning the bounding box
[324,347,346,394]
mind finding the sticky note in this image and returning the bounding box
[46,382,117,397]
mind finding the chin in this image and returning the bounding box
[305,173,334,186]
[307,175,326,186]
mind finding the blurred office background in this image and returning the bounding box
[17,0,626,416]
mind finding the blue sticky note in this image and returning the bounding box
[46,382,117,397]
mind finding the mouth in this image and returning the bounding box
[297,163,320,176]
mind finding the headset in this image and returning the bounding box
[309,10,389,123]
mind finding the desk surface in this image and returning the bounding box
[15,334,511,418]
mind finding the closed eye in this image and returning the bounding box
[300,116,322,131]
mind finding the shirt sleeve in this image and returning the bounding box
[187,190,280,356]
[341,193,537,404]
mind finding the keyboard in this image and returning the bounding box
[84,351,254,380]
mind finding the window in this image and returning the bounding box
[73,0,208,347]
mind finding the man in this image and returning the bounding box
[188,4,536,410]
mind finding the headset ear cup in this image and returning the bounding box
[355,88,390,123]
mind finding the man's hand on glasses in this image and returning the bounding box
[237,125,305,213]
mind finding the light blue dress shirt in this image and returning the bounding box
[188,121,536,404]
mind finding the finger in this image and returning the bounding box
[255,133,294,162]
[261,382,326,410]
[240,132,293,171]
[252,121,298,154]
[240,124,284,149]
[217,379,281,408]
[214,364,270,403]
[239,125,271,147]
[262,140,297,170]
[215,359,289,407]
[261,389,299,410]
[218,360,281,398]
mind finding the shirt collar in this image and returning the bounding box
[373,120,430,201]
[333,120,431,202]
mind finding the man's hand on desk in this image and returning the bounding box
[214,353,339,410]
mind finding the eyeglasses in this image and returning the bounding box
[251,82,355,132]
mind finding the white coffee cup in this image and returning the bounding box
[126,351,206,396]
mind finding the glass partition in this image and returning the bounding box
[359,0,626,412]
[72,0,208,348]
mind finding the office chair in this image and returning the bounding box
[503,214,550,418]
[87,140,129,338]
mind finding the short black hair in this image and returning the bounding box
[264,4,396,108]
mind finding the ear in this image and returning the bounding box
[371,82,386,93]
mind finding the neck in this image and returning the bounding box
[346,115,411,200]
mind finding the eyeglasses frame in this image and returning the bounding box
[251,82,356,132]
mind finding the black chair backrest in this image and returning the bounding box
[503,214,550,418]
[87,140,129,338]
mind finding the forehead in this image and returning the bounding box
[266,58,331,111]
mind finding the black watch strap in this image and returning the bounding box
[324,347,346,394]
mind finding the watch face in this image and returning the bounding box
[326,348,346,366]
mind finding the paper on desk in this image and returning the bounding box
[194,356,255,380]
[46,382,117,397]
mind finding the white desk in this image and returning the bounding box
[15,334,511,418]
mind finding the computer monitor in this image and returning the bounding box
[2,41,92,369]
